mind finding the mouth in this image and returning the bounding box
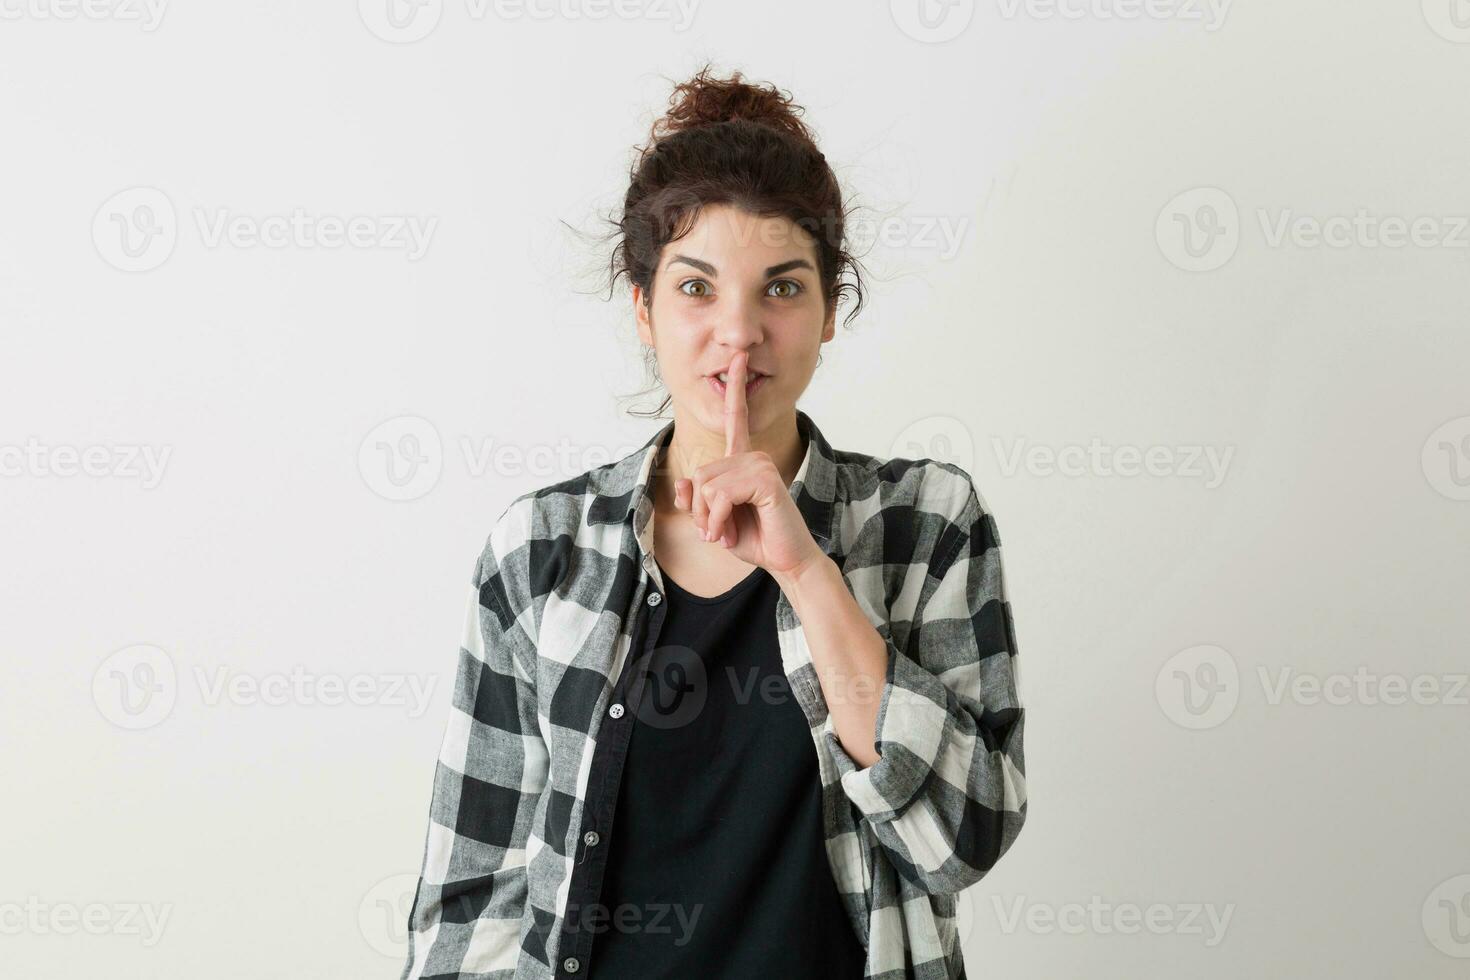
[705,370,769,398]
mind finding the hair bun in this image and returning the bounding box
[650,65,816,147]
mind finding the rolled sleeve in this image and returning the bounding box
[824,637,957,818]
[823,477,1027,895]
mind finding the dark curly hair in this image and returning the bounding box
[605,65,868,418]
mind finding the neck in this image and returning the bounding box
[654,409,805,510]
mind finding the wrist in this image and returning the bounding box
[772,549,841,613]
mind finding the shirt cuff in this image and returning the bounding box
[822,640,956,822]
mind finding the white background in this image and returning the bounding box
[3,1,1469,977]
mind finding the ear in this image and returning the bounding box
[820,300,837,343]
[633,283,654,346]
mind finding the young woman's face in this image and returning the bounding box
[634,203,836,440]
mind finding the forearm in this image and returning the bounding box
[772,553,888,769]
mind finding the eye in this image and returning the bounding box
[678,279,712,297]
[767,279,803,299]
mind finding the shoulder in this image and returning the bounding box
[470,445,645,587]
[832,446,988,528]
[826,444,1007,580]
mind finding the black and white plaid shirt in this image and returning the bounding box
[402,409,1028,979]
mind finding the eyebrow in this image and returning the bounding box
[666,255,816,278]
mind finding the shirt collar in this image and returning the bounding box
[598,408,840,559]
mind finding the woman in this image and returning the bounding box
[401,67,1027,980]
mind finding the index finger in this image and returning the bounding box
[724,350,750,457]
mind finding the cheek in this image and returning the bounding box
[770,340,820,385]
[649,320,704,376]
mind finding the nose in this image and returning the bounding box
[711,293,764,351]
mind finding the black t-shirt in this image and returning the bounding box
[584,559,868,979]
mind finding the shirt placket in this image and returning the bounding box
[552,574,667,978]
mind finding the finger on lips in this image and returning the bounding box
[725,350,750,457]
[710,352,751,544]
[674,352,753,544]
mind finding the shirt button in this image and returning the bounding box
[583,830,600,847]
[647,591,662,606]
[608,703,625,719]
[563,956,581,973]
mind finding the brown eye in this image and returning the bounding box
[679,279,711,297]
[767,279,802,299]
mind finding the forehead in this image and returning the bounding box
[671,204,819,266]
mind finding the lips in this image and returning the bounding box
[705,365,769,380]
[706,373,769,398]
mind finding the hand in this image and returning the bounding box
[672,351,824,578]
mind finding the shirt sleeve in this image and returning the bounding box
[822,475,1028,895]
[401,513,549,980]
